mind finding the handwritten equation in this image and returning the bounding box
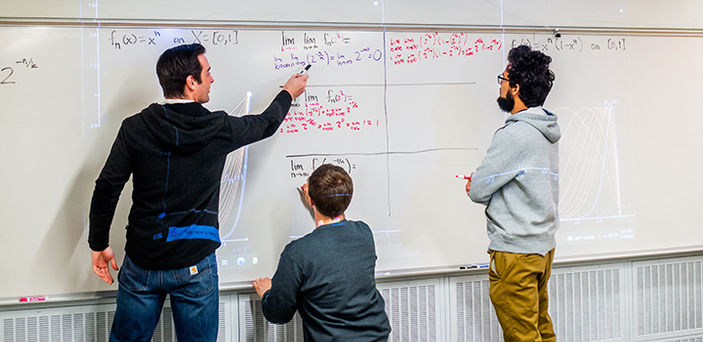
[274,48,383,71]
[281,32,352,51]
[1,57,39,86]
[510,36,626,53]
[288,157,357,179]
[108,29,239,51]
[281,89,380,135]
[274,31,383,71]
[389,33,502,65]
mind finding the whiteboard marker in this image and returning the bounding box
[299,64,311,75]
[459,263,488,270]
[19,296,47,303]
[456,174,472,180]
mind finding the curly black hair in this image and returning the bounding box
[507,45,555,107]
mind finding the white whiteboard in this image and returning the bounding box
[1,22,703,300]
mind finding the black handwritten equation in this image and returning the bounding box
[274,47,383,71]
[108,29,239,51]
[288,157,357,179]
[1,58,39,86]
[274,31,382,71]
[511,36,626,53]
[281,31,352,51]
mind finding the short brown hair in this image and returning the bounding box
[308,164,353,218]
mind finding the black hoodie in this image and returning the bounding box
[89,91,292,269]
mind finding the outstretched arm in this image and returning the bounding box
[226,73,309,149]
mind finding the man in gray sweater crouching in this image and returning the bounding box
[253,164,390,341]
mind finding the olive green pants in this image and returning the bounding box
[488,249,556,342]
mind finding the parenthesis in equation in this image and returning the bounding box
[345,159,352,174]
[578,37,584,52]
[419,33,435,48]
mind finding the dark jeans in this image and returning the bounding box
[110,253,219,342]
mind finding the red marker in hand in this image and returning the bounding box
[461,173,474,196]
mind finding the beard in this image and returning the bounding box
[496,92,515,113]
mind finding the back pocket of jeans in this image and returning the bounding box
[118,256,151,292]
[173,254,217,297]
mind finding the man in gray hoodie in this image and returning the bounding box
[466,45,559,341]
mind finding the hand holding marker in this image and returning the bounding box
[280,64,311,88]
[460,172,473,196]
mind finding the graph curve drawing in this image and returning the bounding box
[556,99,633,224]
[219,92,252,242]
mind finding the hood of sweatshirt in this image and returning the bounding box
[506,107,561,143]
[139,102,227,153]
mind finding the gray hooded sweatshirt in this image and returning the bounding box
[469,107,560,255]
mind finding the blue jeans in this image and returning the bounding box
[110,253,219,342]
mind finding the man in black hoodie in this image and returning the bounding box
[88,43,308,341]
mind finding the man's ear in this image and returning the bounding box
[185,75,197,90]
[511,83,520,97]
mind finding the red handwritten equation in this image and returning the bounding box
[280,89,380,134]
[389,33,502,65]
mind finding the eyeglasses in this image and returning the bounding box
[497,74,510,85]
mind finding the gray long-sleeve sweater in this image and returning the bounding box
[469,107,561,255]
[261,220,390,341]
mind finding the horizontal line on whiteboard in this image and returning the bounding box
[305,81,476,88]
[286,147,477,158]
[560,214,635,222]
[221,238,249,243]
